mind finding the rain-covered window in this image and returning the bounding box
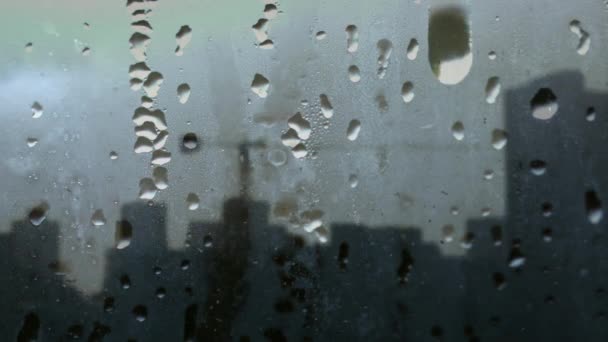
[1,0,607,341]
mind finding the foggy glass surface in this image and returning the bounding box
[1,0,607,341]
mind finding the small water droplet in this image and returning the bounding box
[132,305,147,322]
[491,129,508,150]
[115,220,133,249]
[406,38,419,60]
[153,167,169,190]
[531,88,558,120]
[31,102,43,118]
[175,25,193,56]
[287,112,311,140]
[263,4,278,19]
[91,209,106,226]
[177,83,191,104]
[401,82,415,103]
[485,76,501,104]
[139,178,157,200]
[187,193,200,211]
[345,25,359,53]
[348,65,361,83]
[451,121,464,141]
[346,119,361,141]
[569,20,590,56]
[26,138,38,148]
[109,151,118,160]
[251,73,270,98]
[315,31,327,40]
[348,174,358,188]
[319,94,334,118]
[29,203,49,226]
[586,190,603,224]
[182,133,199,150]
[376,39,393,79]
[530,160,547,176]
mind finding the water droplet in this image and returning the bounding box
[139,178,157,200]
[133,305,147,322]
[25,42,33,53]
[586,190,603,224]
[268,149,287,167]
[151,149,171,165]
[569,20,590,56]
[531,88,558,120]
[129,62,151,79]
[31,102,43,118]
[287,112,311,140]
[203,235,213,248]
[348,65,361,83]
[488,51,497,60]
[401,82,414,103]
[428,6,472,85]
[346,119,361,141]
[129,32,150,61]
[177,83,191,104]
[348,174,358,188]
[315,226,329,244]
[542,228,553,243]
[132,20,153,35]
[26,138,38,148]
[291,143,308,158]
[485,76,501,104]
[376,39,393,79]
[115,220,133,249]
[483,169,494,180]
[251,73,270,98]
[134,137,154,154]
[451,121,464,141]
[315,31,327,40]
[441,225,454,243]
[29,203,49,226]
[81,47,91,56]
[143,72,164,98]
[182,132,198,150]
[300,210,324,233]
[153,131,169,150]
[493,273,507,290]
[153,167,168,190]
[530,160,547,176]
[281,129,300,148]
[345,25,359,53]
[319,94,334,118]
[156,288,166,299]
[491,129,508,150]
[109,151,118,160]
[406,38,419,60]
[135,122,159,140]
[586,107,596,122]
[264,4,278,19]
[187,193,200,210]
[132,107,168,130]
[91,209,106,226]
[120,274,131,289]
[175,25,193,56]
[252,19,269,43]
[259,39,274,49]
